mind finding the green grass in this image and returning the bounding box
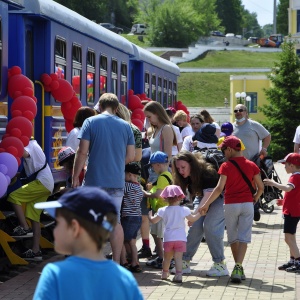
[178,51,280,68]
[121,34,150,47]
[178,72,270,107]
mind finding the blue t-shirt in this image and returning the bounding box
[79,114,135,188]
[33,257,143,300]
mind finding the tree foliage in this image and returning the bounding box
[276,0,289,35]
[137,0,221,47]
[241,9,263,38]
[260,39,300,159]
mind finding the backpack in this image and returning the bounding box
[193,147,226,171]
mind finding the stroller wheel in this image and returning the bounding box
[262,203,274,213]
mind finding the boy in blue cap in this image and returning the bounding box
[143,151,172,269]
[33,187,143,300]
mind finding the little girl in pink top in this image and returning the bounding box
[149,185,201,283]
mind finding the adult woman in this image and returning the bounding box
[66,106,96,151]
[170,151,228,277]
[200,109,221,138]
[143,101,176,162]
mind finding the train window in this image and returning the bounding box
[72,44,82,99]
[163,79,168,107]
[87,50,95,104]
[100,55,108,96]
[145,72,150,97]
[25,28,34,81]
[168,80,172,107]
[173,82,177,104]
[158,77,162,104]
[55,37,66,79]
[111,59,118,95]
[121,63,127,101]
[151,74,156,101]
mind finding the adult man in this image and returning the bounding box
[293,125,300,153]
[232,104,271,160]
[72,93,135,263]
[8,139,54,261]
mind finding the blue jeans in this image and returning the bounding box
[102,188,124,223]
[183,195,225,263]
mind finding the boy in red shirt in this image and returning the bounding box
[199,136,264,283]
[264,153,300,273]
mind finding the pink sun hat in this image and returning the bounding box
[160,185,185,199]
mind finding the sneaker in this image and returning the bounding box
[161,271,170,280]
[11,226,33,237]
[286,264,300,273]
[231,265,243,283]
[172,274,182,283]
[137,246,152,259]
[240,265,246,280]
[169,258,175,269]
[21,249,42,262]
[206,262,229,277]
[278,261,294,270]
[146,256,162,268]
[170,260,191,274]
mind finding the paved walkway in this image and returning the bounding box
[0,163,299,299]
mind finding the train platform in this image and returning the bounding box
[0,163,300,299]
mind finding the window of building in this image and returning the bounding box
[246,92,258,113]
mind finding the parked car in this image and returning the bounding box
[131,24,148,35]
[248,37,258,43]
[211,31,225,37]
[99,23,123,34]
[225,33,235,38]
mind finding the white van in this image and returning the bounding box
[225,33,235,38]
[131,24,148,35]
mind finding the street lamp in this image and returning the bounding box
[235,91,251,110]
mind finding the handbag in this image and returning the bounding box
[228,160,256,195]
[20,161,47,185]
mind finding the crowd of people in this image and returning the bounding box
[6,94,300,298]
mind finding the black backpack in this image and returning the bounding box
[193,147,226,170]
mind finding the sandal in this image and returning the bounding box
[130,264,142,273]
[161,271,170,280]
[121,262,131,270]
[172,274,182,283]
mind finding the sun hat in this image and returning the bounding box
[148,151,168,165]
[58,147,76,166]
[221,122,233,136]
[278,153,300,166]
[219,136,241,151]
[125,162,141,175]
[34,187,117,231]
[192,123,218,144]
[160,185,185,199]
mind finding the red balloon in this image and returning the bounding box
[51,79,74,102]
[128,95,143,111]
[11,96,37,121]
[8,74,33,99]
[23,87,34,97]
[131,108,145,122]
[131,118,143,131]
[128,89,134,96]
[50,80,59,91]
[61,100,81,120]
[6,117,33,139]
[0,136,24,159]
[50,73,58,81]
[121,95,126,105]
[65,119,74,133]
[41,73,52,86]
[140,93,147,100]
[8,66,21,78]
[19,136,30,147]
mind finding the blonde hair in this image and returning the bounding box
[164,196,183,205]
[116,103,131,122]
[174,110,187,122]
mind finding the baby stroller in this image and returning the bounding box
[252,154,283,213]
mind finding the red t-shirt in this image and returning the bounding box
[283,172,300,217]
[218,156,260,204]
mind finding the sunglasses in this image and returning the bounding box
[234,109,244,113]
[221,147,227,154]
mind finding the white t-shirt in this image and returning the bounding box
[293,126,300,144]
[66,127,81,151]
[24,140,54,193]
[181,135,217,152]
[181,125,193,140]
[172,125,182,155]
[157,206,191,242]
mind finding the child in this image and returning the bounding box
[199,136,264,283]
[143,151,172,269]
[33,187,143,300]
[149,185,201,283]
[264,153,300,273]
[120,162,143,272]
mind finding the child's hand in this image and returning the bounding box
[146,182,153,191]
[263,179,274,186]
[192,140,198,147]
[187,220,193,227]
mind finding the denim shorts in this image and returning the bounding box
[102,188,124,223]
[121,216,142,241]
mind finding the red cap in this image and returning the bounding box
[219,136,241,151]
[278,153,300,166]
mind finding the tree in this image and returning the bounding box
[260,39,300,159]
[276,0,289,35]
[215,0,243,34]
[241,9,263,38]
[262,24,274,37]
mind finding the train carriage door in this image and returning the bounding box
[130,61,143,95]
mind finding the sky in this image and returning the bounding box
[242,0,275,27]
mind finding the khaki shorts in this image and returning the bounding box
[8,180,51,222]
[150,219,164,239]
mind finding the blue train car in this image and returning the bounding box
[0,0,180,186]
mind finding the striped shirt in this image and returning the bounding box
[121,182,143,217]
